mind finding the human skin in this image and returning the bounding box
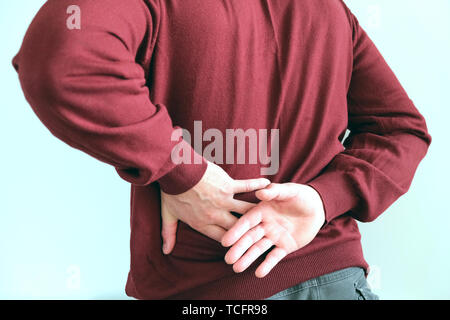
[160,161,271,254]
[161,166,326,278]
[221,183,326,278]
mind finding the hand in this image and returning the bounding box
[160,161,271,254]
[221,183,325,278]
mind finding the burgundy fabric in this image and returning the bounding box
[13,0,431,299]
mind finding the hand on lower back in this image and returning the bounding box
[160,161,271,254]
[221,183,325,278]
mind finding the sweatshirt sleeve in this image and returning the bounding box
[12,0,207,194]
[306,7,431,223]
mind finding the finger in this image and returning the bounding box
[161,210,178,255]
[199,225,228,242]
[255,183,298,202]
[254,183,279,201]
[232,237,274,273]
[229,199,257,214]
[233,178,271,194]
[221,208,263,247]
[224,225,265,264]
[255,247,288,278]
[214,210,239,230]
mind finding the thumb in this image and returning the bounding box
[161,207,178,255]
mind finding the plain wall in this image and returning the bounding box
[0,0,448,299]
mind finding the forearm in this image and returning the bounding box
[306,4,431,224]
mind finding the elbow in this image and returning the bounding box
[408,102,432,149]
[15,49,64,112]
[421,118,432,149]
[353,209,380,223]
[14,49,72,138]
[412,111,432,149]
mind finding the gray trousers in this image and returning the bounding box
[267,267,379,300]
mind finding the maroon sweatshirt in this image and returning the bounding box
[13,0,431,299]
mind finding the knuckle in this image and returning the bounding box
[252,210,264,224]
[204,210,216,220]
[269,229,282,243]
[220,183,234,195]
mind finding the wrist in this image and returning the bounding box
[304,185,325,225]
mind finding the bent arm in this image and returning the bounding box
[13,0,206,193]
[307,6,431,223]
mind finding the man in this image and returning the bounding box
[13,0,431,299]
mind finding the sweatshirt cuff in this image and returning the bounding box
[306,170,359,224]
[157,141,208,195]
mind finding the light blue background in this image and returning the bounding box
[0,0,449,299]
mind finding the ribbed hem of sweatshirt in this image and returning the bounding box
[125,239,368,300]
